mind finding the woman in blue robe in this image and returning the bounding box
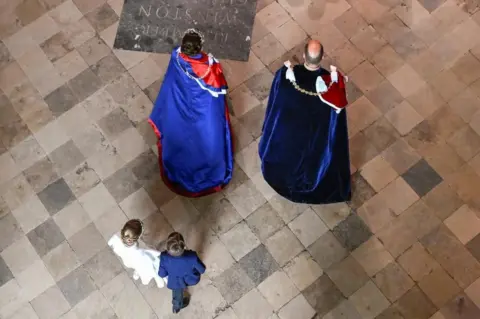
[149,29,234,197]
[259,40,351,204]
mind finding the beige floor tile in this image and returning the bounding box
[288,208,328,247]
[266,226,304,266]
[220,221,260,261]
[283,252,323,291]
[16,259,55,301]
[232,288,273,319]
[271,20,307,52]
[277,294,316,319]
[445,205,480,244]
[385,100,424,136]
[258,271,299,311]
[1,237,40,276]
[119,188,158,221]
[256,2,291,32]
[78,183,117,220]
[352,237,394,277]
[387,64,426,98]
[430,70,467,103]
[360,155,398,192]
[12,195,49,234]
[349,280,390,319]
[397,242,440,282]
[419,268,461,308]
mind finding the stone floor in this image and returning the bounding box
[1,0,480,318]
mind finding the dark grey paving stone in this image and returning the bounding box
[302,274,345,317]
[97,108,133,140]
[332,213,372,251]
[83,247,123,287]
[49,140,86,176]
[57,266,96,307]
[0,255,14,286]
[27,218,66,257]
[308,232,348,269]
[23,156,60,193]
[238,104,267,139]
[0,213,24,251]
[68,68,103,101]
[402,159,443,197]
[103,166,142,203]
[238,244,279,286]
[44,85,79,117]
[213,263,255,304]
[245,68,274,101]
[418,0,446,12]
[37,178,75,215]
[349,173,376,209]
[90,54,126,84]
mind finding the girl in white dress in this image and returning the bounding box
[108,219,167,288]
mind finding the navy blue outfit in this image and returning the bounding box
[259,65,351,204]
[158,250,206,312]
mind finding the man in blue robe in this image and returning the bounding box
[149,29,234,197]
[259,40,351,204]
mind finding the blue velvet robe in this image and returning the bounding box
[149,48,234,196]
[259,65,351,204]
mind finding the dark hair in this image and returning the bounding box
[304,43,324,66]
[166,232,186,257]
[181,32,202,56]
[121,219,143,243]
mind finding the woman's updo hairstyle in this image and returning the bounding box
[181,29,203,56]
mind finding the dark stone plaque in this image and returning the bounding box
[113,0,257,61]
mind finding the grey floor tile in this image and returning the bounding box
[0,255,14,286]
[83,247,123,287]
[332,213,373,252]
[302,274,345,317]
[57,266,96,307]
[27,218,66,257]
[49,140,86,176]
[213,263,255,304]
[68,69,103,101]
[37,178,76,215]
[402,159,443,197]
[308,231,348,269]
[44,85,79,117]
[103,166,142,203]
[238,244,279,286]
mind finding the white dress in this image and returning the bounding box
[108,234,166,288]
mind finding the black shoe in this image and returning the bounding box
[183,298,190,308]
[173,308,180,314]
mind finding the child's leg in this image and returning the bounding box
[172,289,184,312]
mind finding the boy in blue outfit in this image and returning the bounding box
[158,232,206,313]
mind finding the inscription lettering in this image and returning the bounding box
[116,0,255,60]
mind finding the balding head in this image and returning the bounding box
[304,40,324,68]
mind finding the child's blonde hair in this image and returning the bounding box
[166,232,185,256]
[121,219,143,245]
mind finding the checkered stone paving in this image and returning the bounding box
[1,0,480,318]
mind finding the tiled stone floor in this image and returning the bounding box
[1,0,480,318]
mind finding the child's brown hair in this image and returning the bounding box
[166,232,186,257]
[121,219,143,246]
